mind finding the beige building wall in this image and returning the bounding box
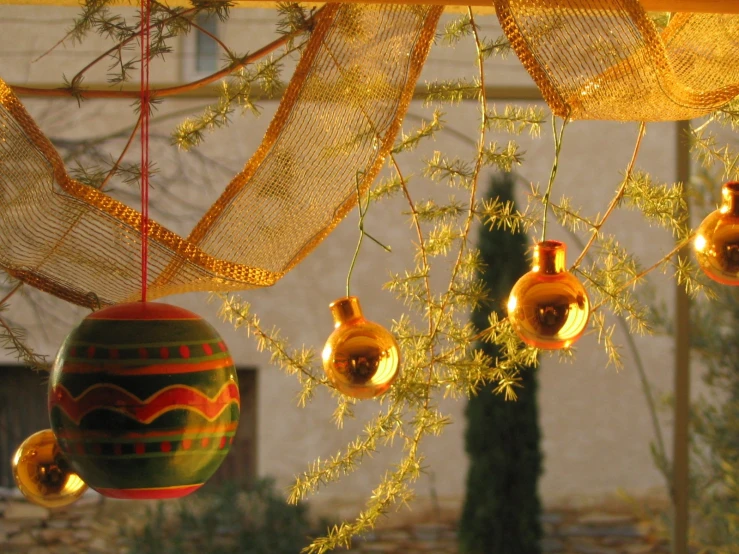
[0,4,693,521]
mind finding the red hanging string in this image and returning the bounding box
[140,0,151,303]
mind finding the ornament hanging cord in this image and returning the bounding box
[139,0,151,303]
[540,112,569,242]
[346,170,392,297]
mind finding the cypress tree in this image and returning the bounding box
[458,172,543,554]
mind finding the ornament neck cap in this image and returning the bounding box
[721,182,739,215]
[329,296,364,327]
[533,240,567,275]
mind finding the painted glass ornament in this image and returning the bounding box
[48,302,239,500]
[12,429,88,508]
[322,296,400,399]
[507,240,590,349]
[694,181,739,286]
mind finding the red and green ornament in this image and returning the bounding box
[48,302,240,500]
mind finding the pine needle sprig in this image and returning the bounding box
[423,151,475,188]
[621,171,688,238]
[478,195,537,234]
[423,78,481,106]
[480,140,524,171]
[484,105,546,136]
[289,405,404,505]
[0,282,49,372]
[480,35,512,60]
[172,49,296,150]
[439,15,472,46]
[689,125,739,181]
[217,293,327,405]
[392,109,444,154]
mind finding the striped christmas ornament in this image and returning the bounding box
[48,302,240,500]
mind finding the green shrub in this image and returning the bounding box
[458,173,542,554]
[124,478,311,554]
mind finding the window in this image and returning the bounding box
[182,13,221,82]
[0,366,49,488]
[209,368,258,487]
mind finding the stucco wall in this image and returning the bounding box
[0,5,696,522]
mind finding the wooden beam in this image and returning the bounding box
[673,119,691,554]
[0,0,738,14]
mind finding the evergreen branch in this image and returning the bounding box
[588,235,698,315]
[621,171,688,238]
[369,173,405,202]
[423,151,474,188]
[714,97,739,130]
[67,5,198,91]
[548,196,594,233]
[480,35,512,60]
[478,195,537,234]
[302,453,422,553]
[154,1,234,59]
[439,14,472,46]
[217,293,327,402]
[0,282,49,371]
[484,105,546,137]
[480,140,524,172]
[412,198,467,223]
[276,3,316,47]
[423,79,481,107]
[100,111,143,190]
[689,125,739,181]
[289,405,403,505]
[392,109,444,154]
[172,47,296,149]
[11,7,322,100]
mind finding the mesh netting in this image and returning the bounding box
[0,4,442,307]
[2,1,738,308]
[495,0,739,120]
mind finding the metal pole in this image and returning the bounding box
[673,119,691,554]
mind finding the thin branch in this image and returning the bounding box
[100,110,143,189]
[153,1,234,59]
[591,235,693,313]
[10,8,324,100]
[572,121,647,269]
[0,282,23,307]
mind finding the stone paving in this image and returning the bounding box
[1,487,672,554]
[345,511,671,554]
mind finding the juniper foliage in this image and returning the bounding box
[458,172,542,554]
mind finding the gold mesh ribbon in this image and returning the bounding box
[0,4,442,307]
[495,0,739,120]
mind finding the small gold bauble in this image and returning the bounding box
[507,240,590,350]
[322,296,400,399]
[12,429,88,508]
[694,181,739,286]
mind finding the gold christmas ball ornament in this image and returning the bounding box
[322,296,400,399]
[12,429,88,508]
[507,240,590,350]
[694,181,739,286]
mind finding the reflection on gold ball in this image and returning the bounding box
[508,241,589,350]
[12,429,87,508]
[322,296,400,399]
[695,181,739,286]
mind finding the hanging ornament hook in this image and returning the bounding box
[345,169,391,298]
[540,109,570,242]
